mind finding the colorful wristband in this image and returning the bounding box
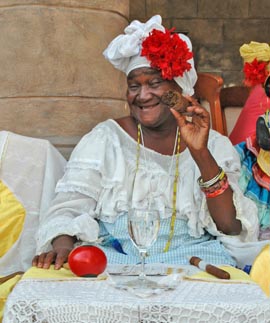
[204,179,229,198]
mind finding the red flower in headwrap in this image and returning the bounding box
[141,28,193,80]
[243,59,269,87]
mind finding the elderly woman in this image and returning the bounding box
[33,15,259,270]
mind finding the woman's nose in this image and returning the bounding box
[137,85,152,101]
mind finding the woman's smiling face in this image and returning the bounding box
[126,67,181,128]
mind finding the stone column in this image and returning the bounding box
[0,0,129,157]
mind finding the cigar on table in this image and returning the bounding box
[189,256,230,280]
[0,271,24,284]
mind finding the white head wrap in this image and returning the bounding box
[103,15,197,96]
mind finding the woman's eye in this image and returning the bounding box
[150,80,163,87]
[128,84,139,91]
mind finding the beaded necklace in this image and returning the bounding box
[136,123,181,252]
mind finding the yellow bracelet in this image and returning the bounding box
[197,167,225,188]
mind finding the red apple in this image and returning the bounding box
[68,245,107,277]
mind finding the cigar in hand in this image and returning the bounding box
[161,90,192,115]
[189,256,230,280]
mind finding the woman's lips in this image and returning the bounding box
[138,102,160,110]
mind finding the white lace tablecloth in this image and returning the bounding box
[3,276,270,323]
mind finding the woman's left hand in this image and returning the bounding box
[170,96,210,152]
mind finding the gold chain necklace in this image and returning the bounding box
[136,124,181,252]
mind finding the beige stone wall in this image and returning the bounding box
[130,0,270,87]
[0,0,129,157]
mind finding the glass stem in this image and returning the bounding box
[139,250,147,280]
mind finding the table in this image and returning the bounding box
[3,268,270,323]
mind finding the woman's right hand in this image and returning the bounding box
[32,235,76,270]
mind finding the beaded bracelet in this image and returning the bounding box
[200,174,229,198]
[205,181,229,199]
[200,174,228,194]
[197,167,225,188]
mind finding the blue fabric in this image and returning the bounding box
[235,142,270,228]
[98,213,236,266]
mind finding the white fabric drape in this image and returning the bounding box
[0,131,66,275]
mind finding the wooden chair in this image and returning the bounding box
[195,72,225,135]
[195,74,250,137]
[220,86,250,136]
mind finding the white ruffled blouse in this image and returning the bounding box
[36,119,260,264]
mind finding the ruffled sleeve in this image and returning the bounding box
[36,121,130,253]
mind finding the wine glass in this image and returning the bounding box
[124,207,160,289]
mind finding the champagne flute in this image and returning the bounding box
[125,208,160,289]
